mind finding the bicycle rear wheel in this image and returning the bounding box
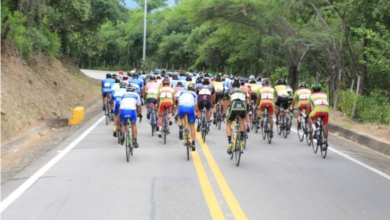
[267,123,272,144]
[125,131,130,162]
[297,122,304,142]
[261,119,266,140]
[283,125,288,138]
[186,130,190,161]
[312,131,318,153]
[277,116,283,135]
[306,128,312,146]
[202,129,206,143]
[320,129,327,158]
[163,126,167,145]
[235,139,242,167]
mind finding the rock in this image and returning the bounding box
[1,108,6,115]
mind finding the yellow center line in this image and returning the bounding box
[191,150,225,220]
[196,132,248,220]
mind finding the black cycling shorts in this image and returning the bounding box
[226,100,247,123]
[198,101,211,110]
[215,93,224,104]
[251,93,257,102]
[275,96,289,110]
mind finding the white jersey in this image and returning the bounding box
[120,92,141,110]
[113,88,126,98]
[110,83,120,92]
[179,91,198,107]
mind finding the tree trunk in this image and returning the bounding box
[288,65,298,91]
[359,34,368,95]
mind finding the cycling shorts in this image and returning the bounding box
[102,91,111,97]
[178,106,196,124]
[226,100,247,123]
[120,109,137,124]
[275,96,289,110]
[215,93,224,104]
[146,98,157,104]
[159,102,172,114]
[309,106,329,126]
[298,103,308,111]
[251,93,257,102]
[198,101,212,110]
[114,96,121,114]
[259,101,274,115]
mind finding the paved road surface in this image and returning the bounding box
[1,70,390,220]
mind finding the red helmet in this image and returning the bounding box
[162,78,170,85]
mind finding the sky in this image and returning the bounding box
[123,0,176,9]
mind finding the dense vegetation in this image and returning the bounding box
[2,0,390,124]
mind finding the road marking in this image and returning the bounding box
[191,150,225,220]
[196,132,248,220]
[289,125,390,180]
[0,116,105,213]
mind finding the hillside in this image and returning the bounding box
[1,40,101,144]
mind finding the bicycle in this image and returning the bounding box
[311,116,328,158]
[149,105,157,136]
[200,108,208,143]
[104,96,111,125]
[123,116,133,162]
[162,106,170,144]
[214,101,224,130]
[182,115,192,161]
[276,107,290,138]
[297,110,311,145]
[230,116,243,166]
[260,105,272,144]
[116,112,122,144]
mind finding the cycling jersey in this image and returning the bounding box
[145,82,160,104]
[197,85,215,110]
[120,92,141,124]
[112,88,126,114]
[225,88,247,123]
[274,85,289,110]
[308,92,329,126]
[213,82,224,94]
[158,86,176,114]
[293,88,311,110]
[178,91,198,124]
[129,78,144,90]
[110,83,120,99]
[258,86,275,115]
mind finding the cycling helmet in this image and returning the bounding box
[196,77,203,84]
[186,76,192,82]
[120,82,127,88]
[127,72,132,77]
[311,83,321,92]
[172,75,178,80]
[240,79,245,85]
[106,73,112,78]
[279,78,287,85]
[250,79,256,84]
[177,81,183,87]
[229,74,234,79]
[249,75,255,80]
[115,77,121,83]
[127,84,136,92]
[275,79,281,85]
[162,78,170,85]
[202,78,210,85]
[132,72,139,79]
[299,82,308,88]
[257,76,262,82]
[187,82,196,92]
[215,74,222,82]
[122,75,129,80]
[232,78,240,87]
[150,75,156,81]
[262,78,270,86]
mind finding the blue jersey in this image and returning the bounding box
[139,75,145,83]
[178,76,186,81]
[128,83,141,96]
[171,80,179,88]
[129,78,144,89]
[102,79,114,93]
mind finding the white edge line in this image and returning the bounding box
[289,125,390,180]
[0,116,105,213]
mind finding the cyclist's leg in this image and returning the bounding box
[102,92,106,110]
[188,107,197,149]
[129,110,139,147]
[177,105,185,139]
[225,109,235,154]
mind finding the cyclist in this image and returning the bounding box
[256,76,263,86]
[274,78,290,125]
[109,76,121,119]
[145,75,160,120]
[212,74,225,124]
[248,78,261,117]
[157,77,176,138]
[307,83,329,145]
[223,78,247,154]
[129,72,145,100]
[122,75,130,84]
[286,85,294,109]
[255,78,275,136]
[112,82,127,137]
[102,73,115,111]
[120,84,142,148]
[240,79,251,132]
[291,82,311,128]
[177,82,198,151]
[171,74,179,88]
[184,75,192,88]
[196,78,215,132]
[173,82,186,120]
[195,76,203,91]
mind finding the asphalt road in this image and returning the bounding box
[1,70,390,220]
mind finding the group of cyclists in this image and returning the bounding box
[101,69,330,157]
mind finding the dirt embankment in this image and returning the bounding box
[1,40,101,145]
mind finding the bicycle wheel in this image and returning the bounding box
[163,126,167,145]
[255,117,259,133]
[297,122,304,142]
[261,119,266,140]
[312,131,318,154]
[283,125,288,138]
[320,128,327,158]
[306,128,312,146]
[267,122,272,144]
[125,131,130,162]
[217,115,222,130]
[235,139,242,167]
[202,128,206,143]
[277,115,282,135]
[185,129,190,161]
[243,130,247,150]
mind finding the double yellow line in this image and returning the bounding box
[191,132,248,220]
